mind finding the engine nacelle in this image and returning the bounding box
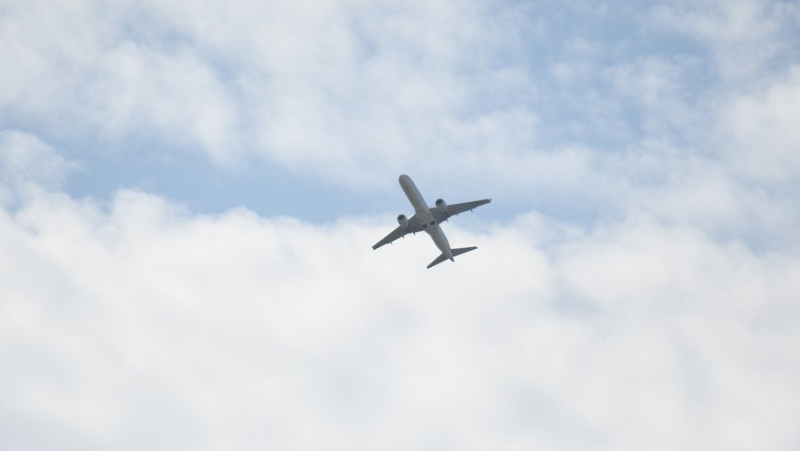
[397,214,409,228]
[435,198,447,212]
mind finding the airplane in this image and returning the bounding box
[372,174,491,268]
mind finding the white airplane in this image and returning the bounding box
[372,174,491,268]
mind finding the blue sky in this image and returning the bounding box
[2,1,800,449]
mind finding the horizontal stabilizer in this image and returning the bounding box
[451,246,477,257]
[426,246,478,269]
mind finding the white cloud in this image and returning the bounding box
[720,66,800,182]
[2,177,799,450]
[0,0,533,184]
[91,42,240,163]
[652,0,800,83]
[0,130,77,205]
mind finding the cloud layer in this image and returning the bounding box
[2,174,799,450]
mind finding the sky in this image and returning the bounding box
[1,0,800,449]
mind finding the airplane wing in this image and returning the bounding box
[430,198,492,223]
[372,214,424,250]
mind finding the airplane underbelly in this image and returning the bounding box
[429,226,451,255]
[416,209,434,227]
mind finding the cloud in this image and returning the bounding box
[651,0,800,82]
[0,0,533,183]
[720,66,800,182]
[0,130,77,205]
[2,176,799,450]
[91,42,241,163]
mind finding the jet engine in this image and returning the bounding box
[397,214,409,228]
[435,198,447,212]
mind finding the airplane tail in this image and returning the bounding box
[426,246,478,269]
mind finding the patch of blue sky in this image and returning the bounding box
[516,8,715,145]
[61,143,383,222]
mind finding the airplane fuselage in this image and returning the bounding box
[399,174,453,261]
